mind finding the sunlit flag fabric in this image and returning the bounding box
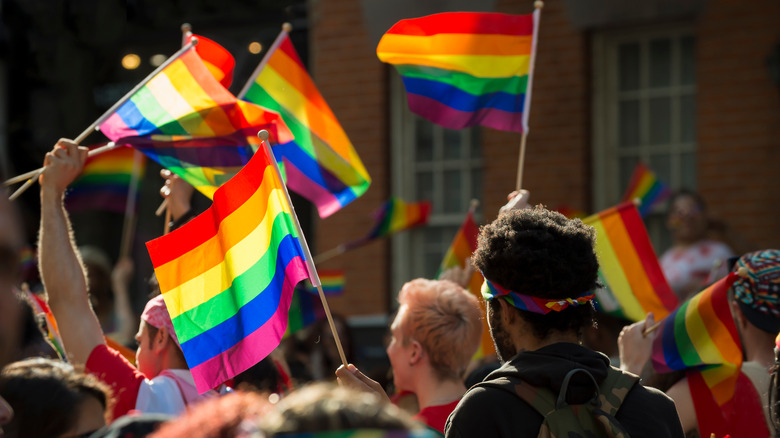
[145,143,310,393]
[241,29,371,218]
[436,210,495,358]
[376,11,539,132]
[582,202,678,321]
[98,48,292,199]
[187,33,235,89]
[650,273,767,436]
[621,162,672,217]
[65,145,145,214]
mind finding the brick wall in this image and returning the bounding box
[309,0,780,317]
[696,0,780,252]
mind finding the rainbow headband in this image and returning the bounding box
[481,277,595,314]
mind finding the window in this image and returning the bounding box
[390,74,482,296]
[593,27,696,250]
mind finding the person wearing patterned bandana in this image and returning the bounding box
[445,206,684,437]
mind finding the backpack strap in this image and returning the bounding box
[472,375,558,417]
[596,367,639,417]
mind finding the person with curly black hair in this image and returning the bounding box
[445,206,683,437]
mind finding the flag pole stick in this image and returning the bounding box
[119,150,144,258]
[259,130,348,367]
[163,206,172,235]
[236,22,292,100]
[8,41,198,201]
[514,1,543,192]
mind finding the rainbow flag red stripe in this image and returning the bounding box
[242,31,371,218]
[188,33,235,88]
[582,202,678,321]
[437,210,494,358]
[99,48,292,200]
[651,273,742,407]
[146,144,309,393]
[377,11,538,132]
[621,162,672,217]
[66,145,145,213]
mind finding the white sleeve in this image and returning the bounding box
[135,376,187,416]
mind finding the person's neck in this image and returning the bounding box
[743,327,775,370]
[413,369,466,410]
[515,330,580,353]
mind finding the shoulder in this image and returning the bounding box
[135,374,187,416]
[617,381,686,437]
[445,379,541,437]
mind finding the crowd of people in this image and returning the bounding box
[0,139,778,437]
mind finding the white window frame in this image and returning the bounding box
[592,24,697,210]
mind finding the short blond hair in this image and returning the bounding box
[397,279,482,381]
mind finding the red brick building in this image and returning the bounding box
[306,0,780,320]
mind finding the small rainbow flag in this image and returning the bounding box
[437,210,495,359]
[352,197,431,248]
[99,47,292,200]
[24,289,67,360]
[376,11,539,132]
[582,202,678,321]
[146,142,310,393]
[651,273,744,414]
[315,270,345,295]
[241,28,371,218]
[621,162,672,217]
[65,145,145,214]
[286,285,326,335]
[187,33,235,88]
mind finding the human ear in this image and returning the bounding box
[410,340,423,365]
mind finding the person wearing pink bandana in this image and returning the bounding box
[444,206,684,437]
[37,139,217,421]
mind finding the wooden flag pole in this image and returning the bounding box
[163,206,172,235]
[7,41,197,201]
[259,130,348,367]
[514,1,543,192]
[119,150,145,258]
[515,132,528,191]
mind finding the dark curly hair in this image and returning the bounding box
[473,206,599,339]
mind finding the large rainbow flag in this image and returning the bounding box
[437,210,495,358]
[376,11,539,132]
[65,145,145,214]
[240,28,371,218]
[145,141,310,393]
[621,162,672,217]
[651,273,741,404]
[98,47,292,200]
[582,202,678,321]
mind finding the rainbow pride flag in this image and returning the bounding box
[437,210,495,358]
[240,29,371,218]
[376,11,539,132]
[65,145,145,214]
[145,141,310,393]
[187,33,235,88]
[24,289,66,360]
[351,197,431,248]
[582,202,678,321]
[651,273,742,408]
[621,162,672,217]
[99,48,292,200]
[314,270,345,295]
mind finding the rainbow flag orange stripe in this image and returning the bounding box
[66,145,145,214]
[582,202,678,321]
[437,210,495,358]
[242,30,371,218]
[377,11,538,132]
[652,273,742,407]
[146,143,309,393]
[99,48,291,200]
[621,162,672,217]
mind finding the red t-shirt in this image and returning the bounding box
[85,344,146,420]
[413,399,461,434]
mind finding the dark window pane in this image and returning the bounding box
[619,100,641,147]
[649,39,671,87]
[649,97,671,145]
[619,43,641,91]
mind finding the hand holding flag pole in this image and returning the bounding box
[259,130,348,368]
[6,40,199,201]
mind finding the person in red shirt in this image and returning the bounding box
[338,279,482,434]
[37,139,216,421]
